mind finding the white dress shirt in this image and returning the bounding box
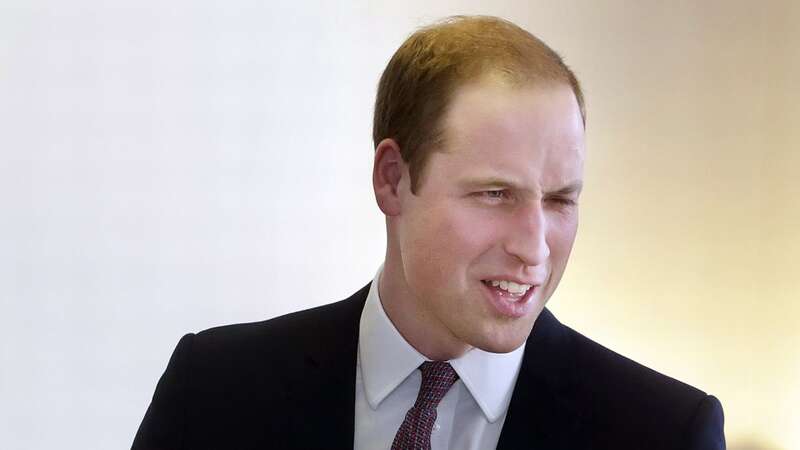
[354,268,525,450]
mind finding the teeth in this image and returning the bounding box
[486,279,532,295]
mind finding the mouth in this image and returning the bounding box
[480,279,538,318]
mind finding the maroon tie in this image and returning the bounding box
[391,361,460,450]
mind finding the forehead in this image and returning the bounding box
[433,80,586,189]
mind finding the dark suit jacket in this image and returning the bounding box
[132,283,725,449]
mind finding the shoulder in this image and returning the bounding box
[133,284,371,449]
[531,310,708,406]
[546,313,725,447]
[186,283,370,368]
[563,323,708,405]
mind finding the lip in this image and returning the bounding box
[481,276,543,286]
[480,280,537,318]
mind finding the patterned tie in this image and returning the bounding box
[391,361,460,450]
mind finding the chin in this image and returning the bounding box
[481,342,525,354]
[471,331,529,354]
[472,309,546,354]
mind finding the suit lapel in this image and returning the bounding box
[284,284,369,449]
[278,288,587,449]
[496,308,588,450]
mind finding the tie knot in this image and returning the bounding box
[415,361,459,409]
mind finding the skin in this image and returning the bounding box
[373,79,586,361]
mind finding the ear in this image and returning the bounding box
[372,138,406,216]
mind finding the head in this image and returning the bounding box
[372,16,586,360]
[373,15,585,194]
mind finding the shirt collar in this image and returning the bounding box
[358,267,525,423]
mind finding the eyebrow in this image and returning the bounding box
[460,177,583,196]
[546,181,583,196]
[460,177,519,189]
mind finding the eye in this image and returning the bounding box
[478,190,510,202]
[547,197,577,207]
[484,190,506,199]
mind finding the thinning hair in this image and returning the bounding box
[373,15,585,193]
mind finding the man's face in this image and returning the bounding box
[393,80,585,354]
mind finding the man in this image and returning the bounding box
[133,16,725,450]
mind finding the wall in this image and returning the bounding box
[1,1,797,448]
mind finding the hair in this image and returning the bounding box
[373,15,586,193]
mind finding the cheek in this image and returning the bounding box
[438,206,503,258]
[404,204,499,283]
[547,212,579,262]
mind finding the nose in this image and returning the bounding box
[503,203,550,267]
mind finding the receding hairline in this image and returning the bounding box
[405,76,585,193]
[407,15,585,116]
[424,76,584,158]
[372,15,586,193]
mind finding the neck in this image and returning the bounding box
[378,257,471,361]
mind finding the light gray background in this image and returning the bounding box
[2,1,798,449]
